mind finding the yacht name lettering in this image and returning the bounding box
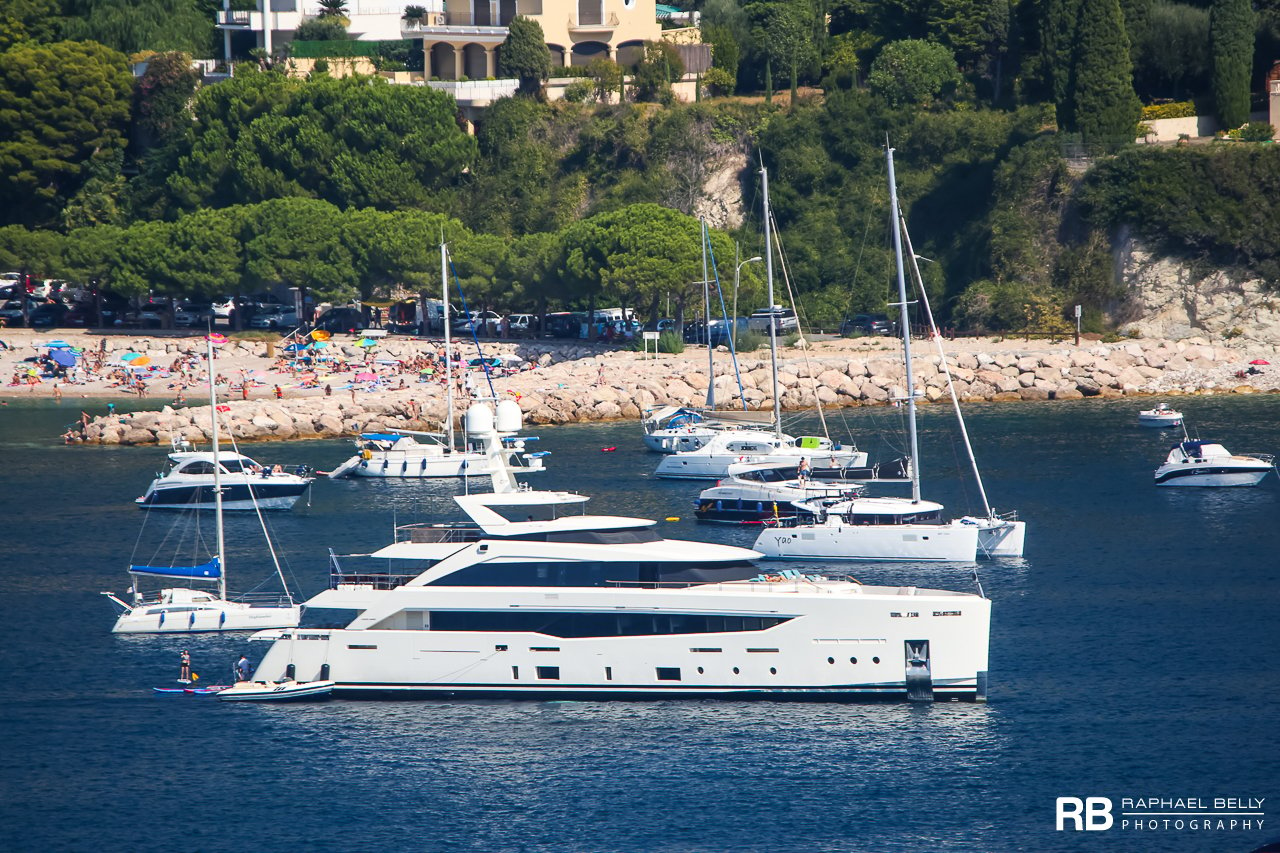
[889,612,920,618]
[933,610,962,616]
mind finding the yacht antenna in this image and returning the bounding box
[760,164,782,440]
[900,219,992,517]
[441,234,455,453]
[886,145,921,504]
[702,217,714,409]
[206,335,228,600]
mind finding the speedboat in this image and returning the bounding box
[327,429,545,479]
[654,431,867,480]
[1138,403,1183,428]
[137,447,313,510]
[218,679,335,702]
[237,401,992,703]
[642,406,782,454]
[1154,440,1275,487]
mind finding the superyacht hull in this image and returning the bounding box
[249,583,990,702]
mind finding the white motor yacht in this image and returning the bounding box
[695,459,911,524]
[137,447,312,510]
[326,429,546,479]
[1154,439,1275,487]
[239,402,991,702]
[654,431,867,480]
[642,406,782,454]
[1138,402,1183,428]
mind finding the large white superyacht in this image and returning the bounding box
[243,401,992,702]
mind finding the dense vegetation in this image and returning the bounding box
[2,0,1280,333]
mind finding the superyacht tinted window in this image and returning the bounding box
[428,560,759,587]
[425,610,791,637]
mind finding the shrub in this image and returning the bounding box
[702,67,734,97]
[294,17,348,41]
[1141,101,1196,120]
[782,332,801,347]
[733,330,765,352]
[657,331,684,353]
[562,79,592,103]
[1239,122,1275,142]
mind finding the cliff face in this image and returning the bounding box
[1115,235,1280,343]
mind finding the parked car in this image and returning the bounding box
[173,301,212,328]
[28,301,68,328]
[308,307,364,335]
[120,301,172,328]
[452,310,502,334]
[747,305,799,335]
[841,313,896,336]
[507,313,536,335]
[0,298,39,326]
[249,307,300,331]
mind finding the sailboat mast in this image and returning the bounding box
[901,221,993,517]
[207,336,227,599]
[887,146,921,504]
[441,236,455,452]
[761,164,782,440]
[703,218,714,409]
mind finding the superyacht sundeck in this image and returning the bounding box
[1154,439,1275,487]
[241,402,992,702]
[137,448,313,510]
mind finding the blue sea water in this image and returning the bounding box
[1,395,1278,852]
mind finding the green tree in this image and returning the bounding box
[768,1,818,103]
[499,16,551,97]
[166,208,243,303]
[632,41,684,103]
[0,226,64,282]
[316,0,349,18]
[241,198,357,304]
[134,51,201,150]
[1133,2,1210,100]
[106,220,172,305]
[0,0,62,51]
[823,33,860,90]
[867,39,962,107]
[702,23,741,91]
[586,57,623,103]
[62,0,215,57]
[1210,0,1255,128]
[0,40,133,229]
[1072,0,1141,144]
[62,150,127,229]
[1041,0,1083,128]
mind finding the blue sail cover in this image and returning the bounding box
[128,558,221,580]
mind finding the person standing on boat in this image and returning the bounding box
[236,655,252,683]
[797,458,811,483]
[180,649,191,682]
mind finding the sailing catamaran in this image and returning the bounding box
[102,335,301,633]
[753,145,1025,562]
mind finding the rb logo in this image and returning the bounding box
[1056,797,1114,831]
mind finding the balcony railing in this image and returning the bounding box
[217,9,252,25]
[568,12,619,31]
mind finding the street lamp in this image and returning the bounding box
[733,253,763,336]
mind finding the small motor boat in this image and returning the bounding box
[1154,440,1275,487]
[1138,402,1183,428]
[217,679,335,702]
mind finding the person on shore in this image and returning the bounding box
[236,655,252,683]
[52,383,62,401]
[274,384,283,399]
[180,649,192,682]
[325,384,332,397]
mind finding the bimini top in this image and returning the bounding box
[1173,441,1230,460]
[166,450,258,466]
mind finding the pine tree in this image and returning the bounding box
[1210,0,1254,128]
[1071,0,1140,145]
[1041,0,1083,129]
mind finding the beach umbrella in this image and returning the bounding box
[131,356,151,367]
[1249,359,1269,365]
[311,340,330,349]
[44,340,73,349]
[207,333,227,345]
[310,329,332,341]
[120,352,142,362]
[357,338,378,348]
[50,349,77,367]
[355,371,377,381]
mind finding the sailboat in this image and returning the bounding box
[328,237,544,480]
[752,145,1025,562]
[655,171,866,480]
[101,335,302,633]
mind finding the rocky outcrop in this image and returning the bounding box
[77,337,1280,445]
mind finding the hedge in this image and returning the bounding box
[291,39,414,59]
[1140,101,1196,120]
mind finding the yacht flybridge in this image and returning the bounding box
[240,399,992,702]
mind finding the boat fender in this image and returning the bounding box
[219,611,226,627]
[158,612,165,626]
[189,612,196,627]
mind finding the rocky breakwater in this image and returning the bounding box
[79,337,1280,445]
